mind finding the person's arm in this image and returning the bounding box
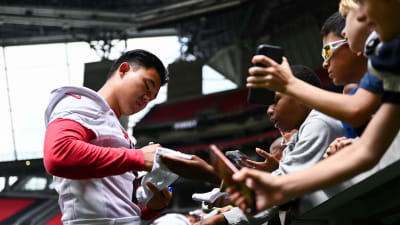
[285,79,381,127]
[247,56,381,127]
[280,103,400,197]
[194,214,228,225]
[160,154,221,185]
[229,103,400,212]
[44,118,157,179]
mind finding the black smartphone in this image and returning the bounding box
[225,150,252,168]
[247,44,284,105]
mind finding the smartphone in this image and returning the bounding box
[209,145,256,213]
[225,150,252,168]
[247,44,284,105]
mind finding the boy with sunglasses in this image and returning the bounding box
[321,12,366,88]
[320,12,369,139]
[227,0,400,213]
[245,9,382,132]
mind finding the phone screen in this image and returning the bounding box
[225,150,252,168]
[247,44,284,105]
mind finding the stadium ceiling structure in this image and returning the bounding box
[0,0,339,61]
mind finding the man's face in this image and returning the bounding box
[267,92,308,132]
[322,32,362,85]
[117,66,161,115]
[356,0,400,42]
[342,8,371,52]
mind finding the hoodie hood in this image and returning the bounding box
[44,86,110,126]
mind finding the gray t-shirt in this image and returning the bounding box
[272,110,346,175]
[223,110,346,225]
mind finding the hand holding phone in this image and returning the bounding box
[209,145,256,213]
[248,44,284,105]
[254,44,284,65]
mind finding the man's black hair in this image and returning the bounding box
[291,65,321,88]
[320,12,345,38]
[107,49,168,86]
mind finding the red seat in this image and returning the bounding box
[144,93,220,124]
[141,88,262,125]
[44,213,63,225]
[0,198,35,222]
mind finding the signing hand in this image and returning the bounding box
[161,154,220,184]
[247,55,294,93]
[239,148,280,172]
[141,144,161,171]
[146,182,172,211]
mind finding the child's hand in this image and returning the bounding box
[226,168,287,214]
[238,148,280,172]
[324,137,353,159]
[247,56,294,93]
[161,154,220,184]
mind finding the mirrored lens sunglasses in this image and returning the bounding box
[321,39,347,61]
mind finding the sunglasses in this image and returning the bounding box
[321,39,347,61]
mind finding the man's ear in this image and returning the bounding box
[118,62,130,77]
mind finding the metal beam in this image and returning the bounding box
[0,6,137,20]
[137,0,217,17]
[0,14,135,29]
[137,0,248,29]
[0,28,177,46]
[0,0,247,46]
[0,0,248,29]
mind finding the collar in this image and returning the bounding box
[110,107,120,119]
